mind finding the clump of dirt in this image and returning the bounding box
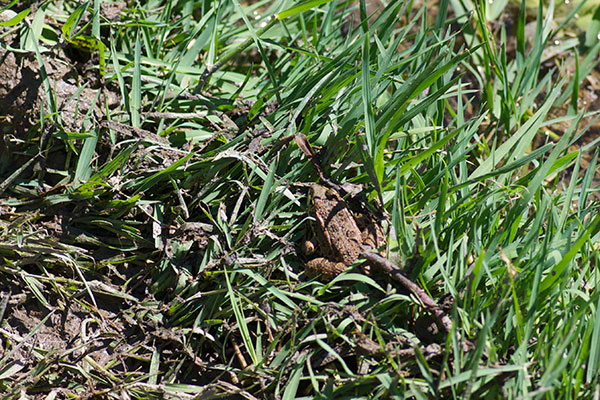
[0,8,121,188]
[0,285,120,392]
[0,31,42,134]
[0,23,118,136]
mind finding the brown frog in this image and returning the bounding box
[302,184,385,281]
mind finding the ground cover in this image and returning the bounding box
[0,0,599,398]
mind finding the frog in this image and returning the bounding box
[302,183,386,281]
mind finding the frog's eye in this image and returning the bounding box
[325,189,338,198]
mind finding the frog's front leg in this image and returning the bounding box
[301,237,318,257]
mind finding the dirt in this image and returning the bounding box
[0,27,116,136]
[0,283,120,392]
[0,6,120,187]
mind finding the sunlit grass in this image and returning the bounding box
[0,0,598,398]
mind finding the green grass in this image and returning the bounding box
[0,0,599,398]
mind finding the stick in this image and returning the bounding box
[361,250,453,334]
